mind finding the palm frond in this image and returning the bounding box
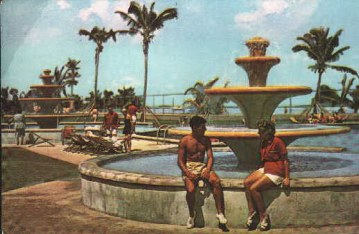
[128,1,146,27]
[296,35,316,48]
[184,87,201,95]
[327,65,359,77]
[205,77,219,89]
[327,46,350,63]
[151,8,177,30]
[308,64,320,73]
[327,29,343,48]
[193,81,204,89]
[115,11,140,29]
[292,44,318,60]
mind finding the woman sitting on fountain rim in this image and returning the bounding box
[243,120,290,231]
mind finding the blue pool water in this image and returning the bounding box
[103,151,359,179]
[103,128,358,178]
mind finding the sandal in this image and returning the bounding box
[259,215,271,231]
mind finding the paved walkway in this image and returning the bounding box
[2,142,359,234]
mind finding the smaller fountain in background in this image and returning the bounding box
[19,69,75,128]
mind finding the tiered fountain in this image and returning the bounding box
[79,37,358,228]
[169,37,350,167]
[19,69,74,128]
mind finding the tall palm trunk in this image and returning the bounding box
[94,50,100,107]
[71,85,74,96]
[314,71,323,104]
[142,42,149,121]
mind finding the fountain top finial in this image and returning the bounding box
[42,69,52,75]
[245,37,270,57]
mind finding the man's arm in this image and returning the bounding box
[201,137,213,179]
[205,137,214,172]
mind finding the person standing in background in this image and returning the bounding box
[8,108,26,145]
[103,105,119,138]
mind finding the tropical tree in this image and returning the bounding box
[79,26,131,107]
[292,27,358,111]
[349,85,359,113]
[338,74,355,112]
[85,90,103,110]
[64,58,81,96]
[52,58,81,97]
[116,86,136,107]
[103,89,114,107]
[183,77,229,115]
[115,1,178,120]
[319,84,340,106]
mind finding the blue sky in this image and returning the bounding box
[1,0,359,106]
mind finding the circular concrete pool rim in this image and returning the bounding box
[79,150,359,228]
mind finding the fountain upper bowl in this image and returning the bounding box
[205,86,312,95]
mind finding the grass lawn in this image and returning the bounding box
[2,147,79,192]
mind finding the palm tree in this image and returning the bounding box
[79,26,128,107]
[292,27,358,111]
[116,86,136,107]
[115,1,178,120]
[183,77,229,115]
[349,85,359,113]
[103,89,114,107]
[64,58,81,96]
[319,84,340,107]
[338,74,355,112]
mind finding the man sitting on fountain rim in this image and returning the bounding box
[177,116,227,229]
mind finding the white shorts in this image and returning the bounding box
[257,168,283,186]
[106,129,117,135]
[131,115,137,122]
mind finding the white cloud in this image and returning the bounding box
[78,0,150,29]
[234,0,319,41]
[78,0,111,22]
[24,27,62,44]
[57,0,71,10]
[115,76,142,89]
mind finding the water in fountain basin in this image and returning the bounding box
[103,151,359,179]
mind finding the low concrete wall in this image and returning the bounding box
[79,153,359,228]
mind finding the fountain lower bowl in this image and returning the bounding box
[168,124,350,138]
[80,149,359,228]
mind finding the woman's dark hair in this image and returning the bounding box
[257,119,276,136]
[189,116,206,129]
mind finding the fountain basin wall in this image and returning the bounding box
[79,152,359,228]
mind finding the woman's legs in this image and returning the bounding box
[243,170,263,215]
[248,175,276,221]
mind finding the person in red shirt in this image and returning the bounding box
[102,105,119,137]
[243,120,290,231]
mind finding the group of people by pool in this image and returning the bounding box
[306,112,348,124]
[178,116,290,231]
[101,102,139,152]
